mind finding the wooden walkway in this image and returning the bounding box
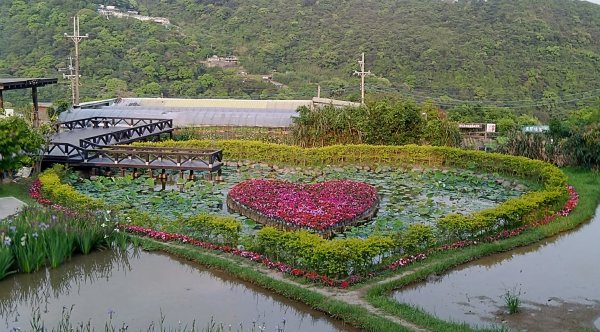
[44,117,223,173]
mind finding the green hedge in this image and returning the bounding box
[179,214,241,246]
[38,166,104,211]
[121,211,242,246]
[133,140,566,187]
[255,227,395,278]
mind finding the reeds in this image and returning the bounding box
[0,206,128,279]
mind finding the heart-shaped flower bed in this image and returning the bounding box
[227,179,379,233]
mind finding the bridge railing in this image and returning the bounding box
[43,142,87,161]
[79,119,173,149]
[83,146,223,171]
[56,117,172,131]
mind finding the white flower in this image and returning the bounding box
[101,223,107,228]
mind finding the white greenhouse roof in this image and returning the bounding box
[61,98,313,128]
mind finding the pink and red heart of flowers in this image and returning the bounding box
[227,179,379,231]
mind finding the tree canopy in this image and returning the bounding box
[1,0,600,118]
[0,117,43,175]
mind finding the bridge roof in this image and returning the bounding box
[0,78,58,91]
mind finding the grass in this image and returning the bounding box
[364,168,600,332]
[503,289,521,314]
[0,179,35,204]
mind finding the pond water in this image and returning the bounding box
[0,248,358,331]
[392,205,600,331]
[72,164,527,238]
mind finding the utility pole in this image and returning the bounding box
[64,16,88,107]
[59,56,77,107]
[353,52,371,105]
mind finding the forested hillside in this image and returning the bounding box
[1,0,600,116]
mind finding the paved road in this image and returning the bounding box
[0,197,27,219]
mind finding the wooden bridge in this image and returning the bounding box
[44,116,223,174]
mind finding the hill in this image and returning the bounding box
[1,0,600,116]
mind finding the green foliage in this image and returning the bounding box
[38,166,105,211]
[47,99,71,119]
[500,131,567,166]
[11,232,46,273]
[422,119,462,147]
[179,214,241,246]
[2,0,600,110]
[501,102,600,168]
[0,116,43,174]
[503,289,521,314]
[292,100,435,147]
[134,140,568,189]
[397,224,435,255]
[0,206,123,275]
[0,246,13,280]
[44,227,75,268]
[256,227,394,278]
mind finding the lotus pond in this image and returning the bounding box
[71,163,531,238]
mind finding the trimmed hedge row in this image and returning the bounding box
[256,227,394,278]
[133,140,567,188]
[119,211,242,246]
[38,166,104,211]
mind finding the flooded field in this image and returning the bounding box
[393,205,600,331]
[0,248,357,331]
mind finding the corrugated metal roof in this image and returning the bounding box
[59,106,299,127]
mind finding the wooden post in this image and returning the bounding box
[160,170,167,191]
[32,87,39,128]
[0,90,4,110]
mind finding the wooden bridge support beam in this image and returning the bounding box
[160,169,167,191]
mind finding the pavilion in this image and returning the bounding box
[0,78,58,127]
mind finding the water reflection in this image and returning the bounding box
[393,205,600,331]
[0,248,354,332]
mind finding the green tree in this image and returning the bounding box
[0,117,43,177]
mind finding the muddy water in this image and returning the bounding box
[0,249,357,332]
[393,205,600,331]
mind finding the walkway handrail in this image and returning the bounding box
[44,142,87,161]
[56,117,171,131]
[78,119,173,149]
[83,146,223,170]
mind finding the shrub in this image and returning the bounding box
[397,224,435,254]
[38,167,104,211]
[122,211,242,246]
[180,214,241,246]
[256,227,395,278]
